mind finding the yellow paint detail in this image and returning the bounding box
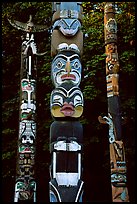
[51,105,83,118]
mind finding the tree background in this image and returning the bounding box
[2,2,135,202]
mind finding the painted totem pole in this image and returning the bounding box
[98,2,129,202]
[8,15,47,202]
[49,2,84,202]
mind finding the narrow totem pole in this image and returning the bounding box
[98,2,129,202]
[8,15,47,202]
[49,2,84,202]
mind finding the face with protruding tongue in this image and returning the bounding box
[50,83,83,118]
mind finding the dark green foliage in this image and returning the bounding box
[2,2,135,202]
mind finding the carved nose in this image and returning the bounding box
[63,101,74,106]
[65,60,71,75]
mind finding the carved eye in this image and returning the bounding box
[22,81,28,87]
[74,95,82,106]
[56,61,63,69]
[73,60,80,69]
[16,182,25,189]
[53,95,63,106]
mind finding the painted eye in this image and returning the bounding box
[56,61,62,69]
[53,95,63,106]
[16,182,25,189]
[73,61,80,69]
[74,95,82,106]
[22,81,28,86]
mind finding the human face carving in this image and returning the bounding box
[51,53,82,87]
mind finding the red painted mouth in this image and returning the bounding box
[60,103,74,116]
[61,74,76,81]
[22,85,32,91]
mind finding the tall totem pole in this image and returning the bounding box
[49,2,84,202]
[98,2,129,202]
[8,15,47,202]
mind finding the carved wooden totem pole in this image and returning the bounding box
[98,2,129,202]
[8,15,47,202]
[49,2,84,202]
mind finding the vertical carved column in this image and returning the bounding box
[98,2,129,202]
[8,15,47,202]
[49,2,84,202]
[14,18,37,202]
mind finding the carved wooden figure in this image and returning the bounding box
[8,15,47,202]
[49,2,84,202]
[98,2,129,202]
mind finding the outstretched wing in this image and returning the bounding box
[34,24,48,32]
[8,18,27,31]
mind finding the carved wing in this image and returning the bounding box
[8,18,48,33]
[34,24,48,32]
[8,18,27,31]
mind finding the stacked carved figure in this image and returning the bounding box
[49,2,84,202]
[8,15,47,202]
[98,2,129,202]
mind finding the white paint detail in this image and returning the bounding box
[56,172,79,186]
[54,141,81,151]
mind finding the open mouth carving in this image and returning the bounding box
[60,103,74,116]
[61,74,76,81]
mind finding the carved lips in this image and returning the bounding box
[60,102,74,116]
[61,73,76,81]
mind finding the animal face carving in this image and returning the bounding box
[21,135,34,144]
[19,121,36,144]
[106,43,119,75]
[20,79,36,119]
[53,18,81,36]
[105,18,117,34]
[50,83,83,118]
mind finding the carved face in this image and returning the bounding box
[19,121,36,133]
[21,135,34,144]
[19,121,36,144]
[53,18,81,36]
[21,79,35,93]
[15,178,36,193]
[20,79,36,119]
[25,21,34,32]
[51,52,82,87]
[106,43,119,74]
[50,82,83,118]
[106,18,117,34]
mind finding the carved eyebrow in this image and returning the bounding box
[53,54,67,62]
[53,57,66,63]
[70,56,81,62]
[53,54,80,62]
[52,88,67,97]
[67,87,83,98]
[69,90,83,99]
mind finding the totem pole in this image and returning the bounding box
[98,2,129,202]
[49,2,84,202]
[8,15,47,202]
